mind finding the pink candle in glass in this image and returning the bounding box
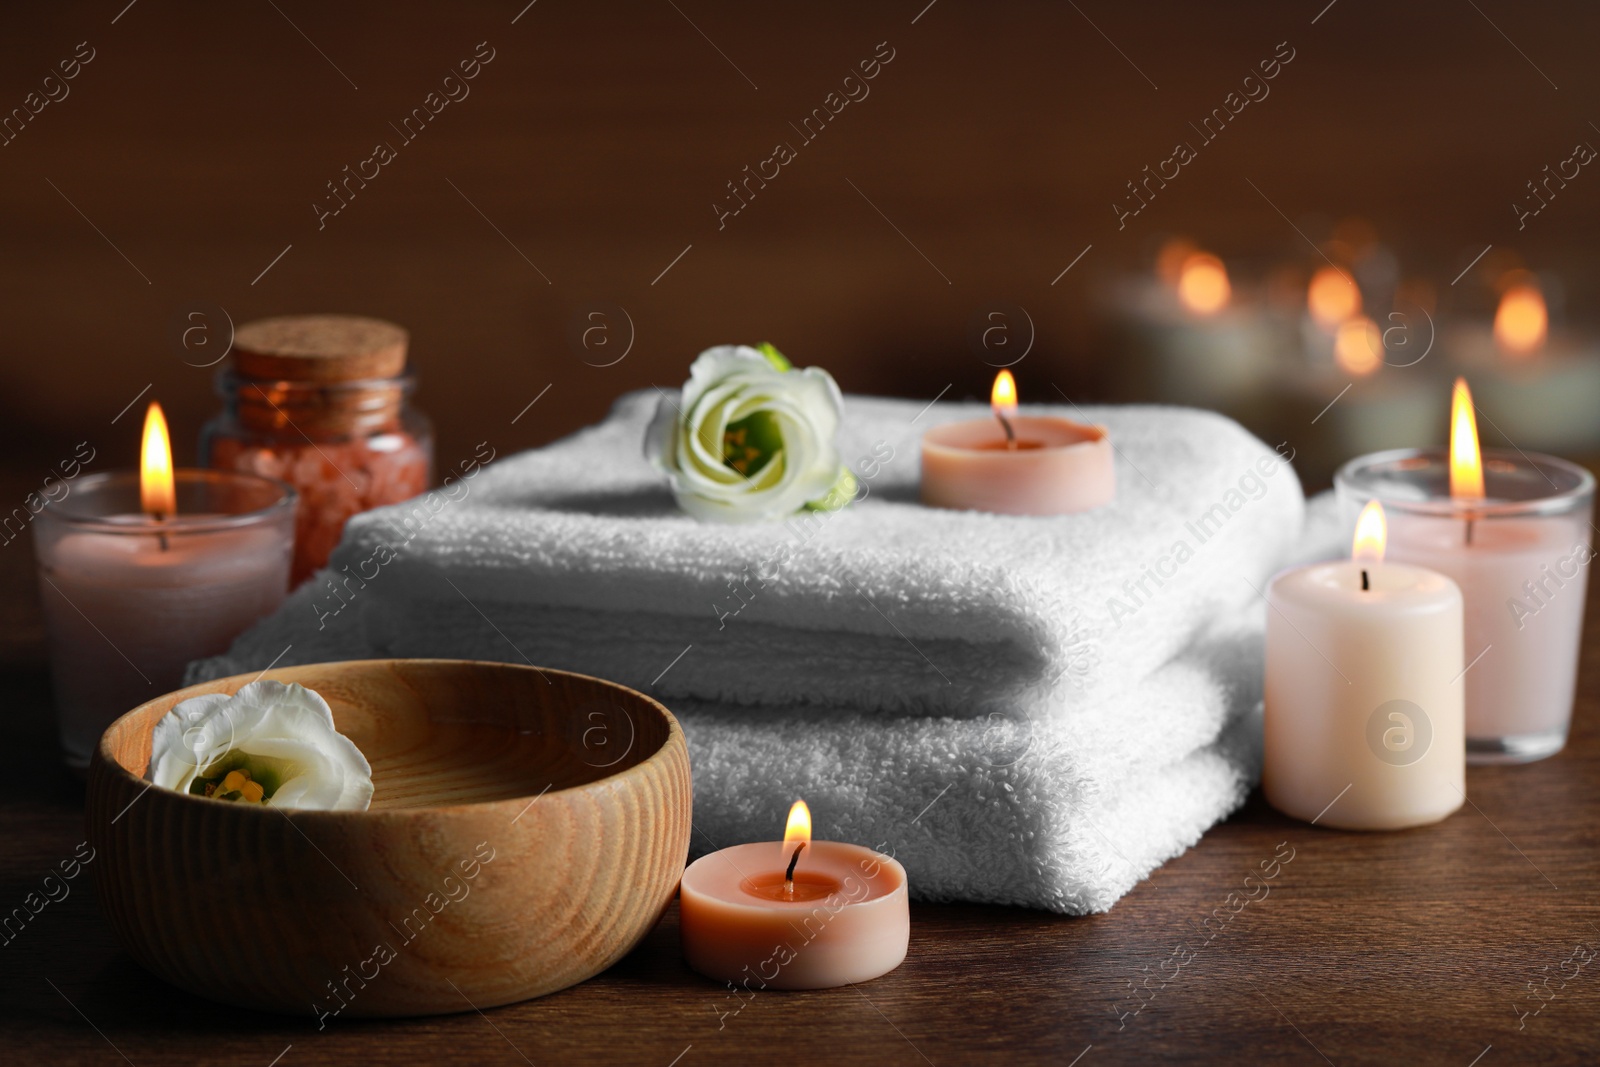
[920,371,1115,515]
[1335,379,1594,763]
[679,802,909,990]
[33,404,294,769]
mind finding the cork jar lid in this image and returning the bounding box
[233,314,408,382]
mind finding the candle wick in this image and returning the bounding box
[1464,516,1475,546]
[783,841,806,897]
[997,411,1017,451]
[1361,569,1369,592]
[152,512,170,553]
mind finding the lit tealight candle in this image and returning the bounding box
[919,372,1115,515]
[1441,274,1600,453]
[1307,264,1361,331]
[1494,281,1549,358]
[679,801,909,990]
[1175,250,1231,316]
[1263,501,1466,830]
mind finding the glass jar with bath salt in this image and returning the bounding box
[201,314,433,587]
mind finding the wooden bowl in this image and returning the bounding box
[86,659,692,1018]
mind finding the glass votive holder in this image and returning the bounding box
[33,470,295,771]
[1335,448,1594,763]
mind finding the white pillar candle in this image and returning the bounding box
[1263,502,1466,830]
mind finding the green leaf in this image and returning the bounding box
[805,466,858,512]
[754,342,792,372]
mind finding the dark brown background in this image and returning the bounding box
[3,1,1599,491]
[4,3,1600,1064]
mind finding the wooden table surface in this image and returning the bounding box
[2,555,1597,1066]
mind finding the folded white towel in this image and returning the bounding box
[192,578,1264,913]
[191,394,1303,912]
[680,610,1267,912]
[203,392,1302,722]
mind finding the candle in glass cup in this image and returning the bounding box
[33,404,295,769]
[1443,280,1600,454]
[1335,379,1594,763]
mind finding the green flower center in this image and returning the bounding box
[189,751,293,804]
[722,411,783,478]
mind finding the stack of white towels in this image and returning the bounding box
[194,392,1312,913]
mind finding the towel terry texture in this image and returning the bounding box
[194,392,1307,913]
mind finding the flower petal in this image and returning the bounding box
[147,681,373,811]
[649,347,851,523]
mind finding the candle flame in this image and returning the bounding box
[1493,283,1547,358]
[1449,377,1485,500]
[990,369,1018,419]
[1352,500,1386,563]
[783,799,812,851]
[140,402,177,518]
[1333,316,1382,376]
[1307,266,1361,329]
[1176,253,1230,316]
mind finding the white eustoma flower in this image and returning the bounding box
[645,344,853,523]
[148,680,374,811]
